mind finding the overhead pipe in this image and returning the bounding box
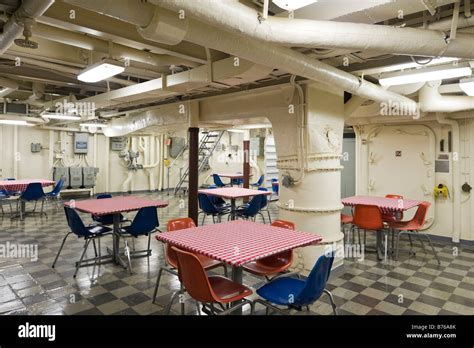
[133,5,416,109]
[156,0,474,59]
[0,0,55,55]
[0,76,19,97]
[419,81,474,113]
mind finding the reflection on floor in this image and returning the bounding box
[0,192,473,315]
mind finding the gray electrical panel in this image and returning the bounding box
[74,133,89,154]
[30,143,42,153]
[170,137,186,158]
[250,137,264,156]
[53,167,70,188]
[82,167,99,188]
[69,167,83,188]
[111,137,127,151]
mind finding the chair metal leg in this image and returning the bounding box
[259,212,265,224]
[417,233,427,254]
[267,210,272,224]
[395,230,403,261]
[180,284,185,315]
[152,268,164,303]
[74,239,91,278]
[52,232,72,268]
[201,214,206,226]
[323,289,337,315]
[420,232,441,265]
[222,264,228,277]
[165,290,181,315]
[92,239,98,257]
[147,233,151,256]
[196,301,201,315]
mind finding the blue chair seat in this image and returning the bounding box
[86,224,113,236]
[256,277,306,305]
[93,214,127,225]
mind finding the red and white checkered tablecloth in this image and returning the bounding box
[156,220,322,266]
[216,173,244,179]
[199,187,271,199]
[341,195,421,213]
[0,179,55,192]
[64,196,168,216]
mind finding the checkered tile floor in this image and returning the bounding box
[0,192,473,315]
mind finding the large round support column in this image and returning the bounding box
[270,83,345,271]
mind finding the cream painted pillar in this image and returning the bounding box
[271,83,345,271]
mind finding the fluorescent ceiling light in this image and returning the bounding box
[0,119,34,126]
[460,77,474,96]
[379,63,472,87]
[77,59,125,83]
[41,113,81,120]
[80,121,107,128]
[272,0,318,11]
[354,57,459,76]
[237,124,272,130]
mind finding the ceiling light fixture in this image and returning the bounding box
[0,119,34,126]
[77,59,125,83]
[379,63,472,87]
[41,113,81,120]
[272,0,318,11]
[460,77,474,96]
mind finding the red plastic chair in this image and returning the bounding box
[388,202,440,264]
[167,246,254,315]
[242,220,295,279]
[352,204,385,259]
[152,218,227,305]
[340,214,353,225]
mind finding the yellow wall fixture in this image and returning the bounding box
[434,184,449,199]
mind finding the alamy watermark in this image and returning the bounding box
[324,242,365,262]
[54,99,96,118]
[0,242,38,262]
[380,100,420,119]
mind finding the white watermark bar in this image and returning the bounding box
[0,242,38,262]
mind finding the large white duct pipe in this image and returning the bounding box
[156,0,474,59]
[436,113,461,243]
[135,6,416,108]
[66,0,415,108]
[419,81,474,113]
[0,0,55,55]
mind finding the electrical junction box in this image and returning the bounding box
[111,141,127,151]
[111,137,127,151]
[74,133,89,154]
[30,143,42,153]
[82,167,99,188]
[53,167,69,188]
[69,167,83,188]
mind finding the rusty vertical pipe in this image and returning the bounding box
[188,127,199,224]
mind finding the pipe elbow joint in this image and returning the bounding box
[137,7,188,45]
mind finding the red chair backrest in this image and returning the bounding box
[256,220,295,268]
[385,194,403,199]
[165,218,196,268]
[353,204,384,230]
[172,246,217,303]
[271,219,295,230]
[413,201,431,228]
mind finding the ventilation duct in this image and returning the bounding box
[155,0,474,59]
[419,81,474,113]
[0,0,55,55]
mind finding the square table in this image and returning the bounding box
[216,173,244,186]
[0,179,55,220]
[65,196,168,268]
[198,187,271,220]
[341,195,422,262]
[156,220,322,314]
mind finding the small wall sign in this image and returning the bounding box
[395,151,402,157]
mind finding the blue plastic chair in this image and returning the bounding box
[52,206,112,277]
[198,193,229,225]
[271,178,279,195]
[207,186,230,210]
[231,178,244,186]
[234,195,265,223]
[92,194,127,226]
[6,178,15,180]
[255,252,337,315]
[257,187,272,223]
[18,182,46,219]
[212,174,228,188]
[0,188,13,215]
[119,206,160,272]
[46,177,65,209]
[251,175,264,188]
